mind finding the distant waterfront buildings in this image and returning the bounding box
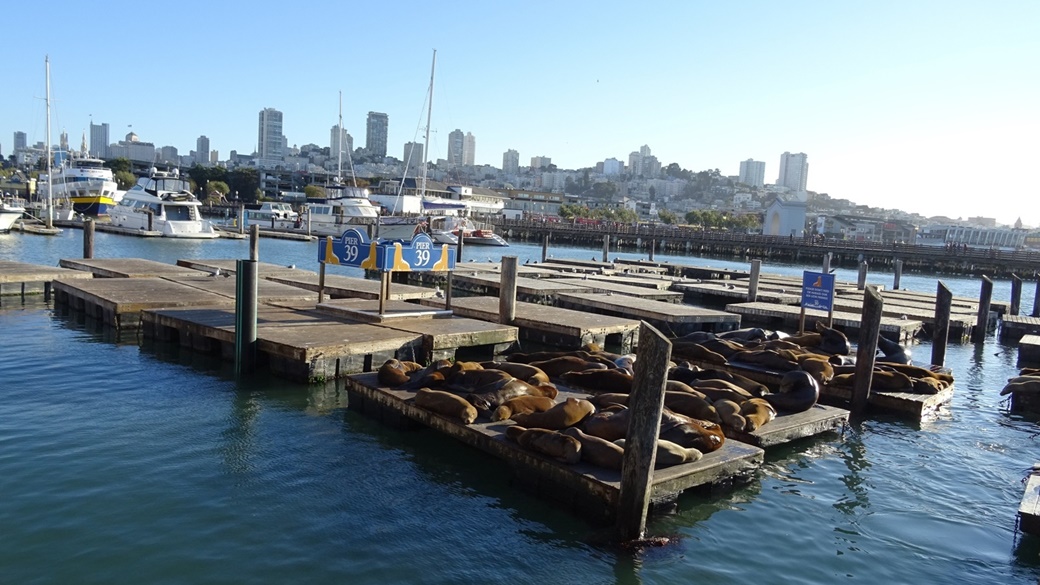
[330,124,352,165]
[502,149,519,174]
[13,131,27,153]
[195,136,209,166]
[447,129,464,166]
[89,123,109,158]
[366,112,388,158]
[258,108,285,163]
[531,155,552,170]
[738,159,766,187]
[777,151,808,192]
[403,141,424,177]
[463,132,476,166]
[603,157,623,176]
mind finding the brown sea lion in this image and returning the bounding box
[830,369,915,392]
[480,361,551,385]
[664,380,710,400]
[445,368,514,390]
[686,379,756,404]
[740,397,777,430]
[560,369,634,393]
[797,355,835,385]
[668,366,769,397]
[515,427,582,464]
[876,336,912,364]
[490,395,557,422]
[466,378,555,411]
[911,377,944,394]
[1021,368,1040,377]
[760,338,807,352]
[1000,376,1040,396]
[400,359,455,389]
[671,342,728,365]
[729,349,800,372]
[713,399,748,432]
[582,408,631,442]
[814,322,851,355]
[698,337,753,359]
[717,327,773,343]
[587,393,631,409]
[659,409,725,452]
[614,438,703,468]
[448,361,485,375]
[505,350,591,364]
[561,427,625,470]
[529,356,609,378]
[377,358,422,387]
[663,391,720,423]
[877,363,954,385]
[512,397,596,430]
[413,388,478,424]
[764,370,820,413]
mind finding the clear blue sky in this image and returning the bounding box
[3,1,1036,225]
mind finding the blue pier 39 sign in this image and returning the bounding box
[801,270,835,311]
[318,228,456,272]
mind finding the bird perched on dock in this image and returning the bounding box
[287,264,296,269]
[434,286,444,299]
[208,268,229,278]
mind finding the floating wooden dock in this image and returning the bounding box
[448,272,591,304]
[59,258,205,279]
[723,404,849,448]
[417,295,641,352]
[0,260,94,302]
[673,280,802,305]
[549,278,683,302]
[724,301,923,342]
[1019,334,1040,366]
[613,259,748,280]
[1001,315,1040,341]
[270,272,437,301]
[343,372,765,523]
[1020,464,1040,537]
[556,291,741,336]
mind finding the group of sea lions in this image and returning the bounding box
[670,322,952,395]
[1000,367,1040,398]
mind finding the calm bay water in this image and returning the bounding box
[1,228,1038,584]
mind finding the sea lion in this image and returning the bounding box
[729,349,800,372]
[876,336,912,364]
[445,368,515,391]
[686,379,756,404]
[377,358,423,387]
[505,350,591,364]
[877,363,953,385]
[1000,376,1040,396]
[740,397,777,430]
[466,378,554,411]
[512,397,596,430]
[671,342,728,365]
[561,427,625,470]
[830,369,915,391]
[588,393,631,409]
[529,356,609,378]
[448,361,485,375]
[659,409,725,452]
[796,354,835,385]
[668,366,769,397]
[613,355,636,375]
[760,338,806,352]
[400,359,455,389]
[911,377,945,394]
[480,361,551,385]
[614,438,704,468]
[663,391,719,423]
[413,388,479,424]
[490,395,557,422]
[672,331,716,344]
[514,427,582,464]
[582,408,631,442]
[713,399,748,432]
[697,337,753,359]
[560,369,634,393]
[718,327,772,343]
[815,322,851,355]
[764,370,820,413]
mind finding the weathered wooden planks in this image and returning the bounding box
[723,404,849,448]
[1002,315,1040,342]
[267,272,437,301]
[59,258,206,278]
[0,260,94,301]
[556,292,740,336]
[724,301,922,341]
[1019,334,1040,365]
[1020,465,1040,537]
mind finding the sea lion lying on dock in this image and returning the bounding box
[717,327,774,343]
[399,359,455,389]
[589,390,719,424]
[529,356,610,378]
[785,322,851,355]
[480,361,552,386]
[377,359,425,387]
[490,395,557,422]
[614,438,703,468]
[505,426,582,464]
[830,369,915,392]
[876,336,912,365]
[764,370,820,413]
[512,397,596,430]
[464,376,559,411]
[1000,375,1040,396]
[671,342,728,365]
[561,427,624,470]
[667,366,769,397]
[413,388,479,424]
[560,368,634,393]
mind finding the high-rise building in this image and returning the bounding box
[603,158,623,176]
[403,141,424,177]
[159,146,179,163]
[13,131,27,152]
[258,108,284,161]
[196,136,210,166]
[447,129,464,165]
[59,131,69,153]
[330,124,353,166]
[777,152,808,191]
[365,112,388,158]
[530,156,552,170]
[89,122,109,158]
[739,159,766,188]
[463,132,476,166]
[502,149,519,173]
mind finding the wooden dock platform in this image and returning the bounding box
[449,272,590,304]
[724,301,923,341]
[613,259,748,280]
[673,281,802,305]
[1001,315,1040,342]
[1019,334,1040,366]
[269,272,437,301]
[1020,464,1040,537]
[555,291,740,336]
[550,278,683,302]
[343,372,765,523]
[723,404,849,448]
[59,258,206,279]
[175,259,314,279]
[417,295,641,352]
[0,260,94,302]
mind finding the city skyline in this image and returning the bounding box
[0,1,1035,224]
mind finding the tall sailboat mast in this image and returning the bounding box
[419,49,436,200]
[45,55,53,229]
[337,91,343,181]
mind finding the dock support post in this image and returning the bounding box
[238,203,245,235]
[234,259,258,376]
[1033,274,1040,318]
[972,276,993,343]
[649,239,656,262]
[616,321,671,542]
[851,285,883,414]
[856,261,868,290]
[146,210,154,232]
[893,259,903,290]
[822,252,831,275]
[318,261,326,303]
[499,256,518,324]
[307,208,312,236]
[457,231,465,263]
[444,272,453,310]
[541,234,549,263]
[748,259,761,303]
[932,281,952,367]
[1010,273,1022,316]
[602,234,610,263]
[249,225,260,261]
[378,272,390,316]
[83,218,95,259]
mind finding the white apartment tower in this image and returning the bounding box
[89,122,109,158]
[738,159,766,188]
[330,124,353,164]
[196,135,210,166]
[257,108,284,161]
[777,152,808,192]
[462,132,476,166]
[403,141,424,177]
[502,149,519,173]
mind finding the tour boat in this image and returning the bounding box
[0,195,26,233]
[109,168,219,238]
[431,215,508,246]
[48,148,121,216]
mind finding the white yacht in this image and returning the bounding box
[109,168,219,238]
[430,216,508,246]
[245,202,300,229]
[0,195,26,233]
[303,185,381,235]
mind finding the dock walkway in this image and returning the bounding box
[0,260,94,303]
[724,301,923,342]
[556,291,740,336]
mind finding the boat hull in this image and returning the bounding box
[71,196,117,217]
[0,209,23,233]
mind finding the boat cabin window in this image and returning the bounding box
[164,205,192,221]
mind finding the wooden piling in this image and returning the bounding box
[457,230,465,263]
[83,218,95,259]
[649,239,656,262]
[238,203,245,235]
[499,256,518,324]
[972,276,993,343]
[1010,273,1022,316]
[306,207,312,236]
[541,234,549,263]
[616,321,672,542]
[444,272,453,310]
[1034,273,1040,318]
[318,261,326,303]
[249,225,260,261]
[893,259,903,290]
[851,286,883,414]
[234,259,258,375]
[748,259,761,303]
[932,281,952,367]
[822,252,831,275]
[857,261,868,290]
[602,234,610,263]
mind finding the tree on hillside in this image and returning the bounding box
[657,209,677,224]
[226,168,259,202]
[304,185,326,200]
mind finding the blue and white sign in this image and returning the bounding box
[801,271,835,311]
[319,228,456,272]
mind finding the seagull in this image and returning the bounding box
[287,264,296,269]
[434,286,444,299]
[208,268,221,277]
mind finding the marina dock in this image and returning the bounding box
[723,301,923,341]
[0,260,93,303]
[555,291,741,336]
[1001,315,1040,341]
[1020,464,1040,537]
[722,404,849,448]
[1019,334,1040,366]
